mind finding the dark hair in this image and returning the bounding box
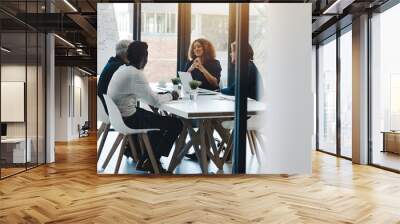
[127,41,148,69]
[188,38,216,63]
[231,42,254,61]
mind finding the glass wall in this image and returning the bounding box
[141,3,178,83]
[0,1,46,179]
[340,29,352,158]
[191,3,229,87]
[371,3,400,171]
[317,37,337,155]
[97,3,133,75]
[249,4,267,78]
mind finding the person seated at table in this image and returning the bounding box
[221,42,264,101]
[187,42,264,161]
[98,40,139,159]
[97,39,132,114]
[185,38,222,91]
[107,41,183,173]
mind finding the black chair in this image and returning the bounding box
[78,121,90,138]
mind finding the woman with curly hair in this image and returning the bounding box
[185,38,222,90]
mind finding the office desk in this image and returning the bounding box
[382,131,400,154]
[1,138,32,166]
[160,94,265,174]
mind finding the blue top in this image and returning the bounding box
[97,56,124,114]
[221,61,263,101]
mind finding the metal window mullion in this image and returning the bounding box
[25,0,28,171]
[133,3,141,41]
[44,6,47,165]
[177,3,191,73]
[36,0,39,166]
[227,3,236,87]
[367,11,373,165]
[336,30,341,157]
[232,3,249,174]
[316,45,320,150]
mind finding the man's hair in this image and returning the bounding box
[127,41,148,69]
[231,42,254,61]
[115,39,132,57]
[188,38,216,63]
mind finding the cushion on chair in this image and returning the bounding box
[221,115,263,131]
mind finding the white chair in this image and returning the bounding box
[97,96,111,159]
[221,115,265,164]
[102,95,161,174]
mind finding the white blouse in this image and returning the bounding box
[107,65,172,117]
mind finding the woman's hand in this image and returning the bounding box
[193,58,206,72]
[189,58,219,88]
[187,63,196,72]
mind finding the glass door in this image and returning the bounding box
[317,36,337,155]
[339,28,352,158]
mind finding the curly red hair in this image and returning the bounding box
[188,38,216,63]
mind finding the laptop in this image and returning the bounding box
[178,71,218,95]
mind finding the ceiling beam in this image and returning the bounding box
[55,55,96,72]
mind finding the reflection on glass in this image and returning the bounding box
[191,3,228,87]
[371,4,400,171]
[97,3,133,74]
[340,30,352,158]
[246,4,268,173]
[318,38,337,154]
[250,4,267,78]
[1,32,27,177]
[141,3,178,83]
[27,31,39,169]
[38,32,46,165]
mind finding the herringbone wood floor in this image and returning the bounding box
[1,135,400,223]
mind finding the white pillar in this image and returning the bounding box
[261,3,313,174]
[46,32,55,163]
[352,14,369,164]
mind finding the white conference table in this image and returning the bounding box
[156,88,265,174]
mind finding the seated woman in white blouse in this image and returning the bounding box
[107,41,182,173]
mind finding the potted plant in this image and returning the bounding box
[171,77,181,91]
[188,80,201,100]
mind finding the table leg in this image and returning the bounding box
[213,119,232,144]
[205,123,223,170]
[222,130,234,163]
[199,120,209,174]
[167,119,189,172]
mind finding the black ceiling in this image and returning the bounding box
[0,0,394,72]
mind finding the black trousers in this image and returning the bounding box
[123,108,183,160]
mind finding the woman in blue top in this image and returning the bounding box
[185,38,222,91]
[221,42,263,101]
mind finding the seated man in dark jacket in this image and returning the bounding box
[97,39,132,114]
[97,40,133,158]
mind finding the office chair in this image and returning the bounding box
[97,96,111,159]
[220,115,265,164]
[79,121,90,138]
[102,95,161,174]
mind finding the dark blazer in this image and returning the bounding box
[97,56,124,114]
[221,61,263,101]
[185,59,222,90]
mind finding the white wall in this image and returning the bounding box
[54,67,89,141]
[260,3,313,174]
